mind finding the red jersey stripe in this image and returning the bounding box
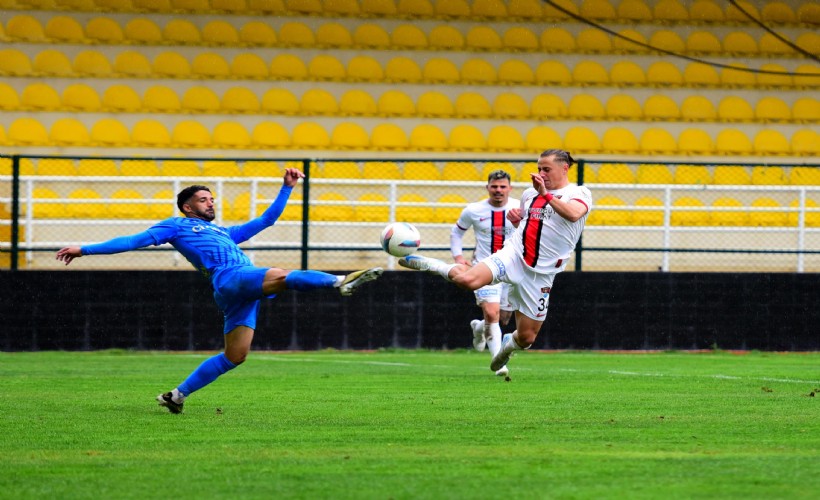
[522,196,549,267]
[491,210,505,253]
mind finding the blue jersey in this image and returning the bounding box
[82,185,292,280]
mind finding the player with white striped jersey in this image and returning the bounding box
[399,150,592,375]
[449,169,518,373]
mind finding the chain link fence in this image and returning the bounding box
[1,155,819,272]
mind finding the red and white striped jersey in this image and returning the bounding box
[511,185,592,273]
[451,198,519,263]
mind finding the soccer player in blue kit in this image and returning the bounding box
[56,168,382,413]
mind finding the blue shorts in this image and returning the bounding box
[212,266,276,334]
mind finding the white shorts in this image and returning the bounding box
[473,282,514,312]
[480,244,556,322]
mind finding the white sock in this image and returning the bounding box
[486,322,502,356]
[505,331,525,354]
[334,276,345,287]
[171,388,186,403]
[437,263,457,281]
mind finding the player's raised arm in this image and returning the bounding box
[55,246,82,265]
[283,167,305,187]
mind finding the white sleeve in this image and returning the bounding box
[450,208,470,256]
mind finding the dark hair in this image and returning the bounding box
[487,169,511,184]
[177,185,211,213]
[540,149,575,167]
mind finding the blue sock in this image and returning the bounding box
[284,270,338,291]
[177,352,236,397]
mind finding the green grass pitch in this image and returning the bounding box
[1,350,818,499]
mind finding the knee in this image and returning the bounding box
[225,350,248,366]
[515,328,538,347]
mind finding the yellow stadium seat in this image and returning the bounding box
[378,90,415,116]
[397,0,434,16]
[50,118,90,146]
[718,96,754,122]
[434,194,469,223]
[182,86,220,112]
[91,118,130,146]
[526,126,563,152]
[120,160,160,177]
[671,196,708,226]
[788,198,820,227]
[409,124,448,151]
[572,60,609,85]
[396,193,434,223]
[86,17,124,42]
[720,63,756,88]
[678,128,714,154]
[31,50,71,77]
[361,0,397,15]
[540,27,576,52]
[602,128,640,154]
[321,161,361,179]
[113,51,152,77]
[498,60,535,84]
[493,93,529,119]
[251,122,291,148]
[428,25,465,50]
[461,59,498,84]
[109,189,151,220]
[503,26,538,51]
[640,128,678,155]
[508,0,544,18]
[124,18,163,43]
[77,159,118,177]
[101,85,141,112]
[73,50,112,76]
[759,33,791,56]
[192,53,230,78]
[0,83,20,110]
[160,160,201,177]
[241,161,283,178]
[212,0,251,12]
[371,124,409,150]
[330,123,370,149]
[66,188,107,219]
[449,125,487,152]
[62,84,101,112]
[21,83,61,110]
[580,0,616,19]
[292,122,330,149]
[792,97,819,123]
[324,0,359,15]
[751,165,787,185]
[481,162,518,181]
[715,129,753,155]
[143,85,181,112]
[465,26,503,50]
[442,162,480,181]
[231,192,264,220]
[353,24,390,48]
[609,61,646,86]
[423,58,461,83]
[173,121,211,147]
[300,88,339,115]
[239,21,277,45]
[713,166,751,185]
[355,193,389,223]
[564,126,601,154]
[757,63,794,88]
[435,0,471,17]
[347,55,384,82]
[339,90,378,116]
[577,28,612,53]
[384,57,422,83]
[644,95,680,120]
[213,121,251,148]
[654,0,689,21]
[488,126,526,153]
[149,189,177,219]
[308,54,346,81]
[636,164,673,184]
[650,30,685,53]
[311,192,355,221]
[44,16,85,42]
[202,20,239,44]
[690,0,724,21]
[31,187,64,219]
[315,22,353,47]
[231,54,268,79]
[543,0,579,18]
[7,15,46,42]
[569,164,598,185]
[403,162,440,181]
[605,94,642,120]
[633,196,664,226]
[153,52,191,78]
[753,130,790,156]
[0,49,32,76]
[417,91,454,118]
[686,31,722,54]
[531,94,567,119]
[646,62,683,86]
[392,24,427,48]
[9,118,49,145]
[37,158,78,176]
[363,161,400,180]
[790,167,820,186]
[567,94,605,120]
[588,196,632,226]
[597,163,636,184]
[134,0,174,9]
[750,197,787,227]
[163,19,200,44]
[683,62,720,87]
[221,87,261,113]
[473,0,507,18]
[127,120,169,150]
[618,0,653,20]
[261,88,299,114]
[454,92,492,118]
[680,96,716,121]
[613,29,649,53]
[674,165,712,185]
[723,32,758,55]
[710,197,748,226]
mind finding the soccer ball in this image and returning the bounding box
[380,222,421,257]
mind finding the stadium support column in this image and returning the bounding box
[10,155,20,271]
[575,159,584,272]
[300,158,311,270]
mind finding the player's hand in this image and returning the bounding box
[453,255,469,266]
[530,173,547,196]
[283,168,305,187]
[56,246,82,266]
[507,208,523,225]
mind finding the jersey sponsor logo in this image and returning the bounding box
[490,256,507,277]
[522,196,549,268]
[541,287,551,294]
[479,216,491,222]
[536,312,547,318]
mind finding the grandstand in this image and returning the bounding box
[0,0,818,271]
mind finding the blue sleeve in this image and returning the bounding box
[229,185,292,244]
[81,219,177,256]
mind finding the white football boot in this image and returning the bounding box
[470,319,486,351]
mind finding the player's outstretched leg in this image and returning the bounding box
[339,267,383,296]
[398,254,447,273]
[471,319,486,351]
